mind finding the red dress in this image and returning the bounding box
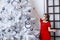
[40,18,51,40]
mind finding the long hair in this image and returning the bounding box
[44,13,50,21]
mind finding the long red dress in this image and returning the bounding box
[40,18,51,40]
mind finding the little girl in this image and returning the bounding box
[33,8,56,40]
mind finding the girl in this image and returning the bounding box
[33,8,56,40]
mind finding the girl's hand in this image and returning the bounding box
[48,27,57,32]
[52,29,57,32]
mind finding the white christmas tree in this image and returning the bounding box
[0,0,39,40]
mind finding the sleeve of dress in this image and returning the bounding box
[48,21,51,27]
[40,18,43,22]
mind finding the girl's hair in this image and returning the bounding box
[44,13,50,21]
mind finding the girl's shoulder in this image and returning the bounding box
[47,21,51,27]
[40,18,43,21]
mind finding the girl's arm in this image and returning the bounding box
[33,7,40,20]
[31,0,40,20]
[48,27,56,32]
